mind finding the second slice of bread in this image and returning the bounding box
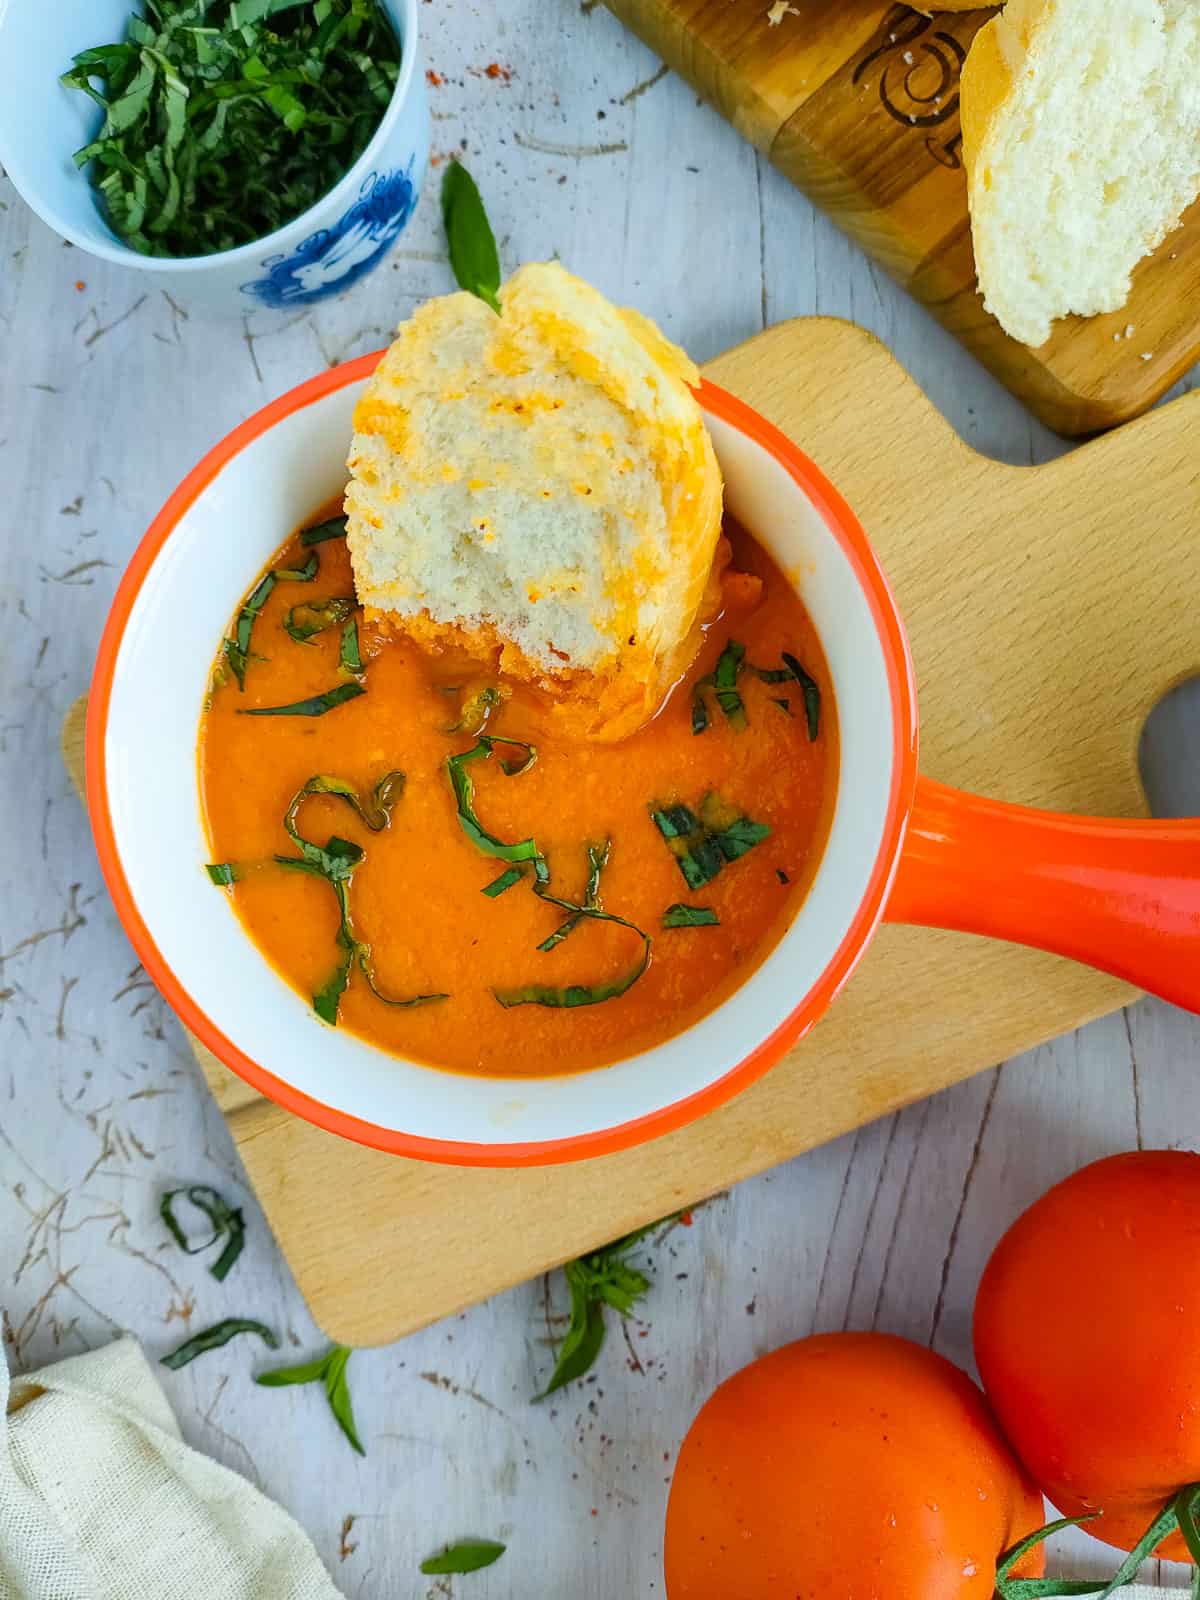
[962,0,1200,347]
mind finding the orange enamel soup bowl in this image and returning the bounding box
[87,356,1200,1167]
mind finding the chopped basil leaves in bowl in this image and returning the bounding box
[0,0,428,315]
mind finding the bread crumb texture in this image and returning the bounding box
[962,0,1200,346]
[345,262,723,740]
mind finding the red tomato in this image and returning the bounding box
[975,1149,1200,1560]
[664,1332,1045,1599]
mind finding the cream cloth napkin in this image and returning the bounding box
[0,1336,342,1600]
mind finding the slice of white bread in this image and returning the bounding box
[344,261,723,741]
[961,0,1200,347]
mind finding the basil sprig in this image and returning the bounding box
[650,793,770,889]
[538,1216,682,1398]
[421,1541,506,1576]
[441,161,501,312]
[257,1344,364,1456]
[63,1,402,260]
[161,1317,278,1371]
[160,1184,245,1280]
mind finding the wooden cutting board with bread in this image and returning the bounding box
[62,316,1200,1345]
[601,0,1200,435]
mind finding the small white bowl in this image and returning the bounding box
[0,0,428,315]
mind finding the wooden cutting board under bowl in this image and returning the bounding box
[599,0,1200,437]
[63,317,1200,1347]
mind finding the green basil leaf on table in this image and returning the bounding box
[160,1184,246,1281]
[441,160,502,312]
[257,1343,365,1457]
[420,1540,506,1576]
[161,1318,278,1371]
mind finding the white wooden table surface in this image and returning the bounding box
[2,3,1198,1594]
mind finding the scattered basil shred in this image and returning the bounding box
[161,1318,278,1371]
[441,160,501,312]
[160,1184,245,1280]
[257,1344,364,1456]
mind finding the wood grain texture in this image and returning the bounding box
[602,0,1200,436]
[61,316,1200,1349]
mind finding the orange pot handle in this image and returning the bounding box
[885,777,1200,1012]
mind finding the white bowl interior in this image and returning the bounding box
[102,383,898,1147]
[0,0,135,253]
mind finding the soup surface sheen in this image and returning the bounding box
[199,518,837,1077]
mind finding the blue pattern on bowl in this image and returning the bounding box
[242,164,419,310]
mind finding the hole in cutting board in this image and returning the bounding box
[1139,677,1200,817]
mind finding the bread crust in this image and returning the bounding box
[344,263,724,742]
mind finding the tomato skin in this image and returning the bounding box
[664,1332,1045,1600]
[975,1150,1200,1559]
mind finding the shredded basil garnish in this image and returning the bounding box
[221,548,320,689]
[442,161,501,313]
[300,516,347,548]
[257,1344,364,1457]
[692,639,822,741]
[284,595,356,643]
[160,1184,245,1280]
[223,571,274,691]
[277,773,446,1023]
[339,618,364,680]
[446,737,543,867]
[482,866,523,898]
[536,840,609,951]
[63,2,402,260]
[662,904,719,928]
[239,682,365,718]
[492,937,650,1010]
[650,793,770,888]
[273,552,319,583]
[161,1318,278,1371]
[754,651,821,741]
